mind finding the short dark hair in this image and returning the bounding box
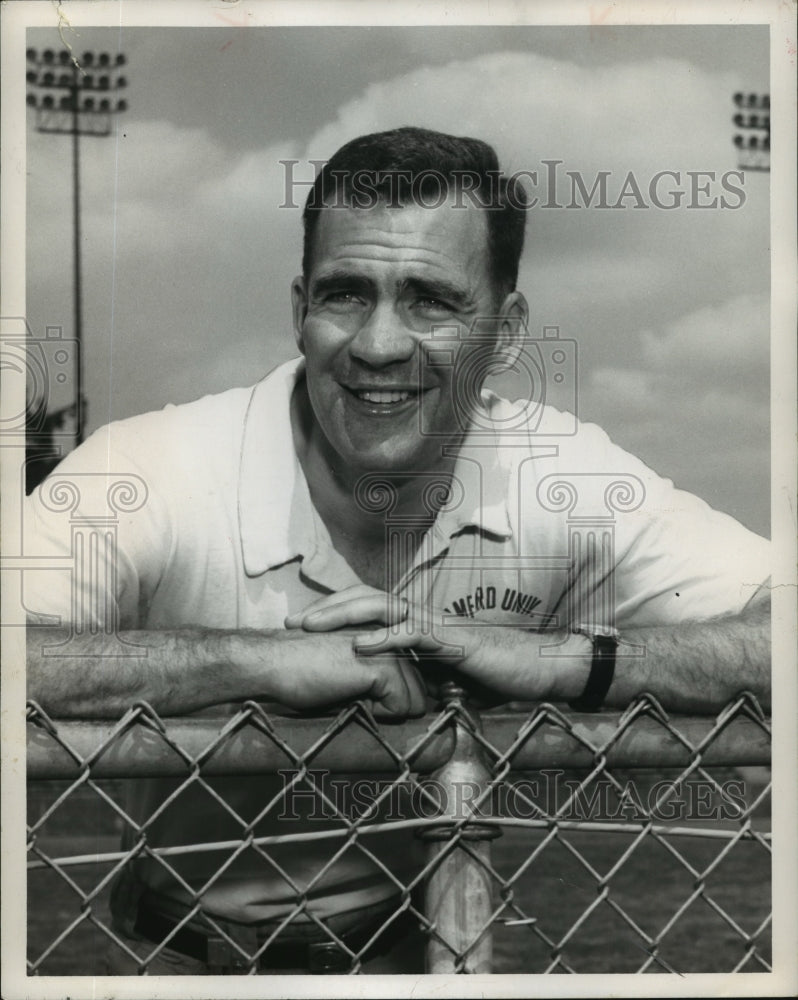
[301,126,527,300]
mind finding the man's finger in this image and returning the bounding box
[397,657,428,716]
[292,594,409,632]
[353,627,443,655]
[283,585,380,628]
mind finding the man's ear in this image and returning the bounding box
[291,276,308,354]
[495,290,529,368]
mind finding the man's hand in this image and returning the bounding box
[284,585,570,701]
[257,629,428,718]
[284,584,461,666]
[284,585,410,633]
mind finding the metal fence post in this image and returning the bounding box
[418,682,498,974]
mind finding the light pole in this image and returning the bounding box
[732,92,770,174]
[26,47,128,446]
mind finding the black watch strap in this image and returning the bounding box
[569,632,619,712]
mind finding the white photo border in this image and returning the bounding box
[2,2,795,998]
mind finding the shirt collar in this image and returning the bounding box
[239,360,515,577]
[239,358,314,576]
[432,399,514,543]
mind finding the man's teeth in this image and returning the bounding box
[356,389,413,403]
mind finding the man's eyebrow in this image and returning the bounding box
[309,269,373,295]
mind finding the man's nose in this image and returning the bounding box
[349,302,416,368]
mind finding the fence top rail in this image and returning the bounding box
[26,699,771,779]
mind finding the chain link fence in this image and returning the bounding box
[27,691,771,976]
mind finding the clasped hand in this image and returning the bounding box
[284,584,532,703]
[285,583,469,658]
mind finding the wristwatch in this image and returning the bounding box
[568,625,620,712]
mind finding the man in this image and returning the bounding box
[25,127,770,974]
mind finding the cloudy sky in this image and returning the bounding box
[25,22,770,535]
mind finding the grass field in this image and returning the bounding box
[27,777,771,976]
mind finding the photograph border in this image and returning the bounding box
[2,1,796,998]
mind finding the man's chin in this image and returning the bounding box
[341,442,446,481]
[347,449,425,477]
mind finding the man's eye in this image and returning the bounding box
[416,297,452,313]
[324,291,363,307]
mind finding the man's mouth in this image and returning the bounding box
[354,389,415,404]
[344,385,426,409]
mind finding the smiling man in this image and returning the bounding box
[290,154,527,590]
[25,126,770,974]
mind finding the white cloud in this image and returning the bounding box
[303,51,740,178]
[640,292,769,380]
[582,291,769,533]
[586,292,769,424]
[590,366,653,412]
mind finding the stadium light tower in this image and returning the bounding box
[732,92,770,173]
[26,47,128,446]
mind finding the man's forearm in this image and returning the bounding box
[26,627,276,717]
[596,599,770,713]
[26,625,427,720]
[478,596,771,714]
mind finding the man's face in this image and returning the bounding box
[292,196,526,478]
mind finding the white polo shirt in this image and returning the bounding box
[24,357,770,926]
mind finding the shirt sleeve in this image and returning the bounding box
[536,415,771,629]
[22,413,174,631]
